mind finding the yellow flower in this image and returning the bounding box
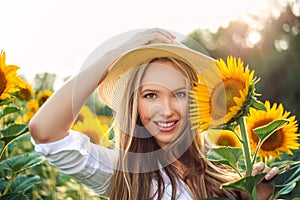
[73,117,113,148]
[17,80,34,100]
[72,105,114,148]
[246,101,300,161]
[97,115,114,126]
[73,105,95,123]
[14,116,23,124]
[37,90,52,106]
[206,129,242,148]
[24,99,39,123]
[0,51,26,100]
[190,56,254,131]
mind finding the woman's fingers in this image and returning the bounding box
[252,162,265,175]
[252,161,279,180]
[147,28,176,41]
[121,28,176,51]
[265,167,279,180]
[136,28,176,45]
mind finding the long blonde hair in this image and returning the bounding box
[109,58,240,200]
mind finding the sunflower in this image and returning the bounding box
[246,101,300,161]
[24,99,39,123]
[73,105,95,123]
[73,116,114,148]
[0,51,26,100]
[72,105,114,148]
[17,80,34,100]
[190,56,255,131]
[36,90,52,106]
[206,129,242,148]
[97,115,114,127]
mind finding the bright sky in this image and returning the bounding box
[1,0,270,84]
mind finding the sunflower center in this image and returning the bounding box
[18,88,31,100]
[216,135,237,147]
[0,70,7,96]
[39,96,49,106]
[251,118,285,150]
[251,118,272,143]
[211,79,244,119]
[261,129,284,151]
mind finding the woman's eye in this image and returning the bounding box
[144,93,157,99]
[175,91,186,98]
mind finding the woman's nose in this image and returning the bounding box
[160,98,174,117]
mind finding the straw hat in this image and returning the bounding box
[98,43,217,111]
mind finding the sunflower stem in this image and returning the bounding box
[238,116,258,200]
[251,140,263,166]
[238,116,253,176]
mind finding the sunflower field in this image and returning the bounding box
[0,51,111,199]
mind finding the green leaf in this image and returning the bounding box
[221,173,266,197]
[0,193,30,200]
[278,181,300,199]
[253,119,289,142]
[0,98,13,106]
[1,124,28,138]
[0,131,29,160]
[0,175,41,193]
[268,164,300,187]
[0,106,20,119]
[267,165,300,199]
[251,99,267,111]
[269,160,300,170]
[0,153,45,174]
[207,147,243,172]
[0,125,29,159]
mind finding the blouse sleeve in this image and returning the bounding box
[31,130,117,196]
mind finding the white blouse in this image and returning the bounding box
[32,130,194,199]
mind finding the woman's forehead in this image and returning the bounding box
[141,60,187,90]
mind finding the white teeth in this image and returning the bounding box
[157,122,175,128]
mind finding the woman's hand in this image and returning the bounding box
[252,162,279,180]
[118,28,176,52]
[253,162,280,200]
[103,28,176,75]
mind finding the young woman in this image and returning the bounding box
[29,28,279,199]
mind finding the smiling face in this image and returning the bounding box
[138,59,189,148]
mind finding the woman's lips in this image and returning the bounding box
[154,120,178,132]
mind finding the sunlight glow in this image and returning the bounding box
[246,31,262,48]
[0,0,276,82]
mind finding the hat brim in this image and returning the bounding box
[98,43,217,110]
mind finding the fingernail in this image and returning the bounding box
[265,174,271,180]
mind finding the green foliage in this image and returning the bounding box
[0,90,107,199]
[222,173,266,198]
[207,117,298,199]
[0,101,43,198]
[207,147,243,175]
[268,164,300,199]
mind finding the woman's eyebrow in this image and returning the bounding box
[173,87,188,92]
[140,88,159,94]
[139,86,187,94]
